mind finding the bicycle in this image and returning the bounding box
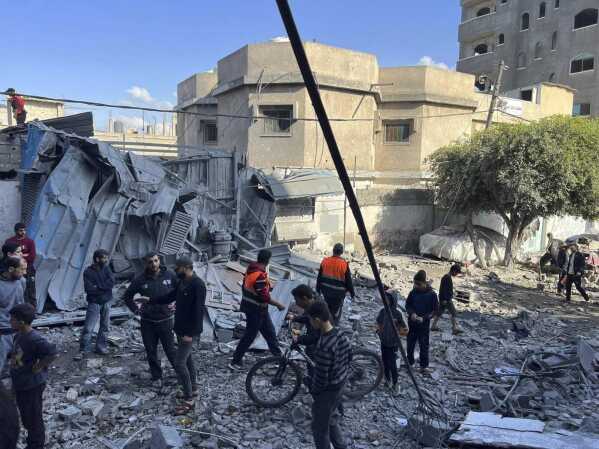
[245,316,383,408]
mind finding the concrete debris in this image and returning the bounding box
[150,426,183,449]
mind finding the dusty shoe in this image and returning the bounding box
[420,367,432,375]
[392,383,401,396]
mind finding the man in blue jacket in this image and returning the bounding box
[80,249,115,355]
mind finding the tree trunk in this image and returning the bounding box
[466,212,487,269]
[503,223,521,268]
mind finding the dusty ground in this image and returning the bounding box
[6,253,599,449]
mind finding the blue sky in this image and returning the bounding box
[4,0,460,131]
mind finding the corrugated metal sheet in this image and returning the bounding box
[21,172,45,226]
[253,169,343,200]
[160,211,193,255]
[128,182,179,217]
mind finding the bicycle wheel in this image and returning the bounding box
[343,348,383,400]
[245,356,303,408]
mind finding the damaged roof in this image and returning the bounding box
[252,169,344,200]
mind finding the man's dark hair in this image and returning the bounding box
[414,270,427,283]
[14,222,26,233]
[93,249,109,260]
[10,303,36,324]
[257,249,271,265]
[333,243,344,256]
[6,88,16,95]
[291,284,314,299]
[144,251,160,261]
[4,256,22,270]
[175,256,194,269]
[2,242,19,257]
[450,264,462,275]
[306,301,331,322]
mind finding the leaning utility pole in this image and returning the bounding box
[485,60,506,129]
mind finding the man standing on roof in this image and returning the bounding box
[5,223,36,310]
[229,249,286,371]
[5,89,27,125]
[316,243,355,324]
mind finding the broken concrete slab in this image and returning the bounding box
[578,339,599,383]
[150,425,184,449]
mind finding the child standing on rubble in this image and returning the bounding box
[375,290,406,396]
[405,270,438,374]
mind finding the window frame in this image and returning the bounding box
[574,8,598,30]
[570,54,595,74]
[383,120,413,145]
[476,6,492,17]
[573,103,591,116]
[521,12,530,31]
[259,104,294,136]
[202,120,218,145]
[497,33,505,45]
[474,43,489,55]
[551,31,558,51]
[539,2,546,19]
[554,0,559,9]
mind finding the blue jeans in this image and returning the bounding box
[80,301,111,352]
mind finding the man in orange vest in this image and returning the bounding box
[317,243,355,324]
[229,249,286,371]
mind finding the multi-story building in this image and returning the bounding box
[177,39,574,178]
[457,0,599,116]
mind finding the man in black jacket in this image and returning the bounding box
[431,264,462,335]
[556,245,568,295]
[289,284,320,370]
[80,249,115,354]
[564,244,590,302]
[147,257,206,413]
[123,252,178,387]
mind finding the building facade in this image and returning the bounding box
[457,0,599,116]
[177,39,574,177]
[1,96,64,129]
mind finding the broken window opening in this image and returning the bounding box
[521,13,530,30]
[474,43,489,55]
[574,9,598,29]
[573,103,591,116]
[498,34,505,45]
[551,31,558,50]
[554,0,559,8]
[203,121,218,144]
[260,105,294,135]
[275,198,316,223]
[477,7,491,17]
[539,2,546,18]
[520,89,533,102]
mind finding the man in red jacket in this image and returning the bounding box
[229,249,286,371]
[5,223,36,309]
[6,89,27,125]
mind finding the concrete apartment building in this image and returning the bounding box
[457,0,599,116]
[177,39,574,178]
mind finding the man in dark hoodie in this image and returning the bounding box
[289,284,320,375]
[405,270,438,374]
[229,250,286,371]
[80,249,115,355]
[147,257,206,414]
[123,252,178,387]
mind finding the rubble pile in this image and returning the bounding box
[7,252,596,449]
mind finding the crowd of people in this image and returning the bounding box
[0,230,470,449]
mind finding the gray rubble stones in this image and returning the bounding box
[150,425,184,449]
[58,405,82,421]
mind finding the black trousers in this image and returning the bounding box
[407,324,430,369]
[25,266,37,310]
[565,275,589,301]
[323,295,344,324]
[381,345,399,384]
[16,111,27,125]
[0,387,19,449]
[140,318,177,380]
[15,383,45,449]
[232,305,281,364]
[312,387,347,449]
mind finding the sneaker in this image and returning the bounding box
[228,361,244,371]
[392,383,401,396]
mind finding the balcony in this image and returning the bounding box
[457,51,498,75]
[459,12,496,43]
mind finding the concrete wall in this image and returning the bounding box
[1,98,64,128]
[0,181,21,239]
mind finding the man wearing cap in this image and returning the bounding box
[147,257,206,414]
[316,243,355,324]
[5,89,27,125]
[5,223,36,309]
[431,264,463,335]
[80,249,115,355]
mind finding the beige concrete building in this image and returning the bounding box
[177,39,574,178]
[94,131,179,159]
[1,96,64,129]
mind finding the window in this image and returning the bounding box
[477,7,491,17]
[534,42,543,59]
[517,52,527,68]
[202,121,217,144]
[551,31,558,50]
[520,89,533,101]
[574,9,598,29]
[554,0,559,8]
[384,121,412,143]
[573,103,591,116]
[260,105,293,134]
[474,43,489,55]
[549,73,556,82]
[539,2,546,18]
[276,198,315,223]
[570,54,595,73]
[521,13,530,30]
[498,33,505,45]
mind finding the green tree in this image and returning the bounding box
[429,116,599,267]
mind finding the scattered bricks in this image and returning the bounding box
[86,358,103,369]
[150,425,184,449]
[81,398,106,418]
[58,405,82,421]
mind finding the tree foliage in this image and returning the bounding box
[429,116,599,266]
